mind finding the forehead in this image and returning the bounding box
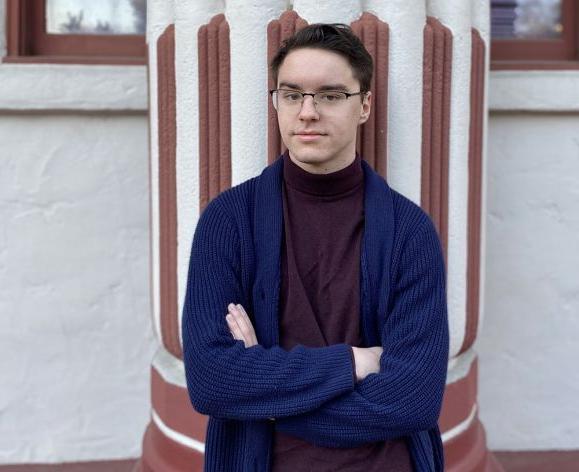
[277,48,358,89]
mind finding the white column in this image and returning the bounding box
[174,0,225,342]
[293,0,362,24]
[364,0,426,205]
[471,0,490,334]
[427,0,473,358]
[225,0,288,186]
[147,0,175,341]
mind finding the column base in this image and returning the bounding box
[445,417,504,472]
[134,421,204,472]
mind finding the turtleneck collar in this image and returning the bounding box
[282,150,363,197]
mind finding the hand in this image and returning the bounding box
[351,346,383,382]
[225,303,258,348]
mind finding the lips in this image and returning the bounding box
[293,131,326,142]
[293,131,326,136]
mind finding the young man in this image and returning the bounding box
[182,24,449,472]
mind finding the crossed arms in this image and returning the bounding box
[181,199,449,447]
[226,303,384,383]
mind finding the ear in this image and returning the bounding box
[358,91,372,125]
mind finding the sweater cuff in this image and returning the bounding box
[350,346,357,384]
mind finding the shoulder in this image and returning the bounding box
[391,190,434,236]
[389,189,441,260]
[361,161,438,250]
[200,175,259,223]
[200,157,282,223]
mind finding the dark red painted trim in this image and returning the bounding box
[151,366,208,441]
[494,450,579,472]
[3,0,146,64]
[491,0,577,63]
[137,420,204,472]
[351,13,389,177]
[422,17,452,262]
[157,24,181,359]
[491,59,579,70]
[198,14,231,211]
[461,29,485,355]
[8,450,579,472]
[0,461,136,472]
[445,418,504,472]
[439,358,478,435]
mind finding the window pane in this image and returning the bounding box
[46,0,146,35]
[491,0,562,39]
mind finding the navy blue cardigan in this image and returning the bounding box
[182,156,449,471]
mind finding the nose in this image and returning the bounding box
[298,95,319,121]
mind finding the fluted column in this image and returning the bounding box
[140,1,499,470]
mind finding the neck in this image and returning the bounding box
[288,150,357,175]
[282,151,362,196]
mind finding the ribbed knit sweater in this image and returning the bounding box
[273,151,411,471]
[182,155,449,472]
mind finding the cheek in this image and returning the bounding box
[277,114,292,135]
[334,116,359,139]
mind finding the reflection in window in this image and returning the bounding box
[491,0,562,39]
[46,0,146,35]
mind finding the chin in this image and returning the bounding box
[288,147,330,165]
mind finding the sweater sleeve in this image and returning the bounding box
[274,218,449,447]
[181,198,355,421]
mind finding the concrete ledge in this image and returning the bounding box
[0,64,148,111]
[489,70,579,112]
[0,459,137,471]
[494,450,579,472]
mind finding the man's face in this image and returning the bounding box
[275,48,372,174]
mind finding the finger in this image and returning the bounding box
[234,305,257,346]
[228,304,255,344]
[226,311,255,348]
[236,304,258,345]
[226,314,244,343]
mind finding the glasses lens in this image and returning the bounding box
[315,91,348,104]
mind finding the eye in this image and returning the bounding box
[318,92,346,102]
[281,91,302,101]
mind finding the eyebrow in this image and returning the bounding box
[278,82,351,91]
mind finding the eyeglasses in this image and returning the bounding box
[269,89,366,111]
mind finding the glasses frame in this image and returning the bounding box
[269,88,366,111]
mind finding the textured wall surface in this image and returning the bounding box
[479,112,579,449]
[0,113,156,462]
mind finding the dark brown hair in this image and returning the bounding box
[270,23,373,93]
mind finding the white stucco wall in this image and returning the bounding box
[0,1,155,462]
[0,111,155,464]
[0,113,155,463]
[478,73,579,450]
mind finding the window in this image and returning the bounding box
[491,0,578,69]
[4,0,147,64]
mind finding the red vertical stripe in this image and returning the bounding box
[199,14,231,211]
[422,17,452,263]
[218,19,232,192]
[198,25,210,211]
[422,23,434,213]
[157,24,181,358]
[461,29,485,355]
[351,13,389,176]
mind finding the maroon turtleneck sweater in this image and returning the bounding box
[271,151,412,472]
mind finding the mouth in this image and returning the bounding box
[293,131,327,142]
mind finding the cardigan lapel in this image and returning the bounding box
[252,157,285,348]
[359,161,395,346]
